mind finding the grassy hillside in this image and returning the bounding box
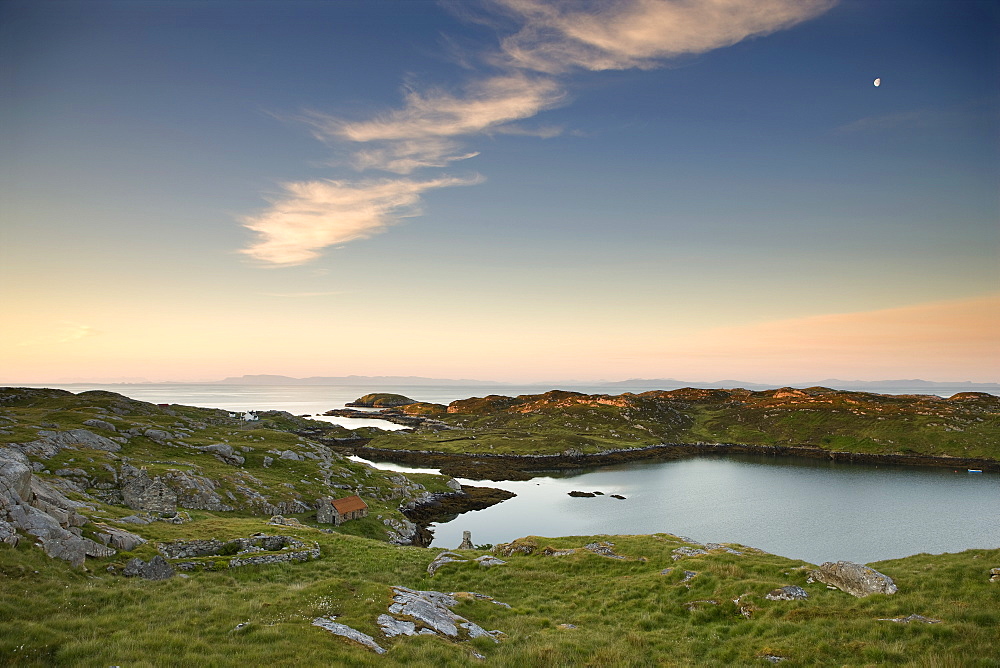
[0,387,455,540]
[2,519,997,666]
[365,388,1000,461]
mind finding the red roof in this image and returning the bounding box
[331,495,367,514]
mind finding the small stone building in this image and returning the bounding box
[122,470,178,514]
[317,495,368,525]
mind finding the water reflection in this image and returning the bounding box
[354,453,998,564]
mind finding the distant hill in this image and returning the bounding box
[594,378,1000,394]
[215,374,507,387]
[212,374,999,395]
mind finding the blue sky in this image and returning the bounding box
[2,0,997,383]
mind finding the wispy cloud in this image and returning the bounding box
[491,0,836,73]
[242,0,835,266]
[304,74,565,173]
[241,175,482,266]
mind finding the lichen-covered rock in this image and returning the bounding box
[19,429,121,458]
[493,537,537,556]
[809,561,897,597]
[82,418,117,432]
[427,550,468,575]
[386,587,504,642]
[1,448,114,567]
[377,614,417,638]
[383,517,418,545]
[313,617,386,654]
[672,546,709,560]
[475,555,506,568]
[123,555,174,580]
[766,585,809,601]
[0,519,19,546]
[877,614,941,624]
[93,524,146,551]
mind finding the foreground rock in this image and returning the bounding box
[1,447,115,567]
[313,617,386,654]
[386,587,505,642]
[808,561,897,597]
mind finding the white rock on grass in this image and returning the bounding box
[312,617,385,654]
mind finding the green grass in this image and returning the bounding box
[2,526,998,666]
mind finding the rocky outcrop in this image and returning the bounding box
[313,617,386,654]
[383,517,419,545]
[493,537,538,556]
[1,447,115,567]
[93,523,146,551]
[386,587,505,642]
[427,550,468,576]
[808,561,898,597]
[192,443,245,466]
[17,429,122,459]
[123,555,174,580]
[766,585,809,601]
[672,546,709,560]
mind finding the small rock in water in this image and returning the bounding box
[568,491,596,498]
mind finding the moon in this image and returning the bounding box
[874,77,881,87]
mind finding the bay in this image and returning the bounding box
[354,454,999,565]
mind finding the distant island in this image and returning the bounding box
[211,374,1000,394]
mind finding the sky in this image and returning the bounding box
[1,0,997,384]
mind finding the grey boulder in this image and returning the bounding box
[809,561,897,597]
[123,555,174,580]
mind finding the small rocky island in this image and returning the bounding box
[345,393,417,408]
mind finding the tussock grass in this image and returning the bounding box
[3,531,999,666]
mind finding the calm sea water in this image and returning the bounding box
[16,382,999,564]
[355,454,999,565]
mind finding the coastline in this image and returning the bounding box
[354,441,1000,481]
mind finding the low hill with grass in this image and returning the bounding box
[0,387,456,545]
[364,387,1000,463]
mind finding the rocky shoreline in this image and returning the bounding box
[355,442,1000,481]
[399,485,517,546]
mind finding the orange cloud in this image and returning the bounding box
[658,294,1000,380]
